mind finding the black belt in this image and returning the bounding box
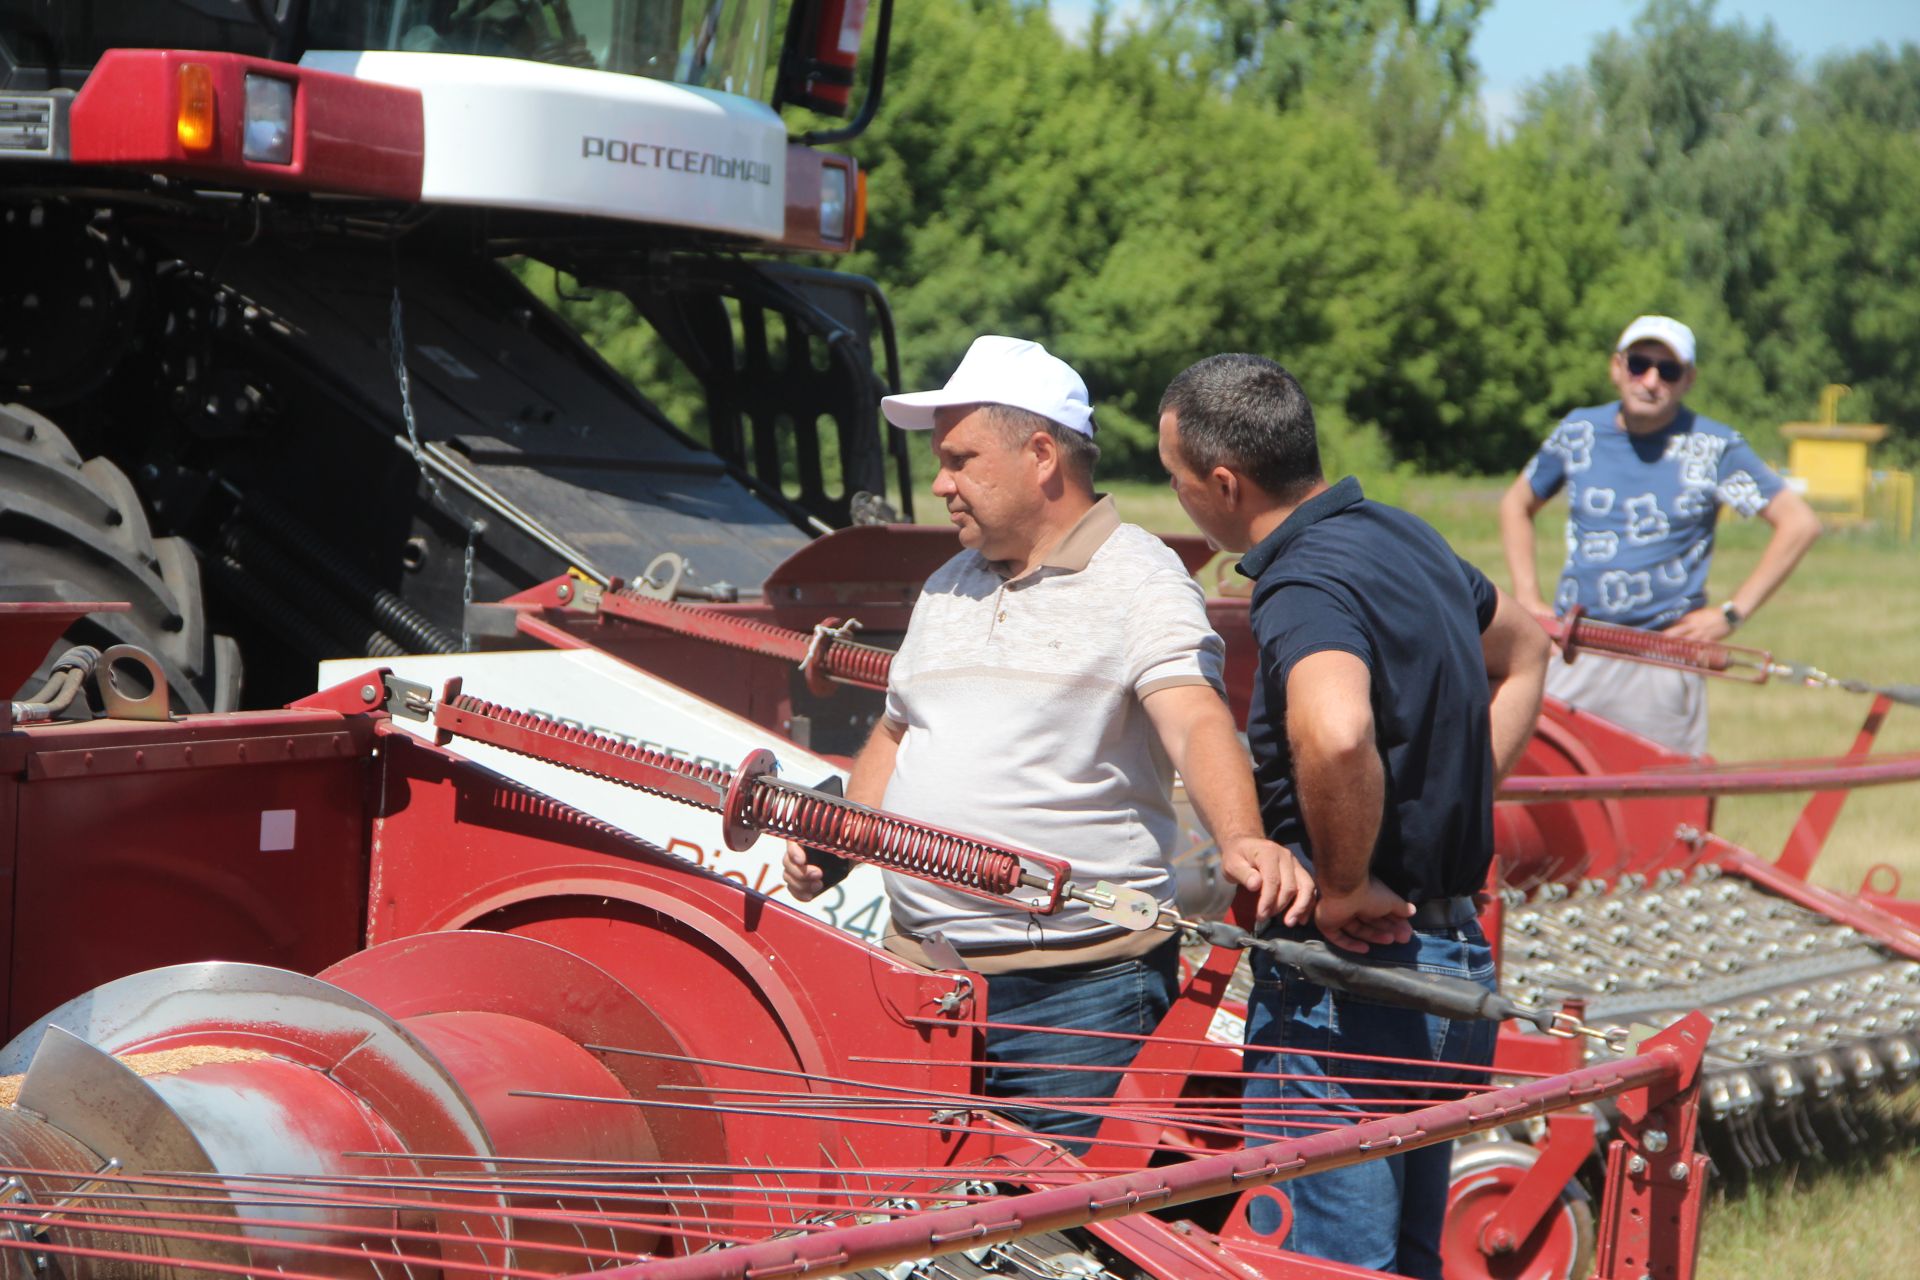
[1408,895,1480,929]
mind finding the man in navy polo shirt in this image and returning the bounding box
[1157,354,1551,1279]
[1500,315,1820,754]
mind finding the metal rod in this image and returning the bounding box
[1500,751,1920,800]
[506,1091,1193,1157]
[0,1165,748,1245]
[899,1015,1551,1079]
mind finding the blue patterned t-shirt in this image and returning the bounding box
[1523,403,1784,629]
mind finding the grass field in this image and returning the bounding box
[1086,474,1920,1277]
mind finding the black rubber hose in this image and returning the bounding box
[11,646,102,720]
[1194,920,1554,1032]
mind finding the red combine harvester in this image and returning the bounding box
[2,597,1720,1280]
[4,563,1917,1280]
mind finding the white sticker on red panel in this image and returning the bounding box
[260,809,296,852]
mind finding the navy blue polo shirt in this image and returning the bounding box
[1237,477,1498,903]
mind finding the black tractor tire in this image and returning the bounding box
[0,403,241,713]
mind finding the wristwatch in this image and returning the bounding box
[1720,601,1744,630]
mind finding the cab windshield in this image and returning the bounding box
[306,1,778,97]
[0,2,776,100]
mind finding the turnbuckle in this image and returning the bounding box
[1545,1009,1634,1054]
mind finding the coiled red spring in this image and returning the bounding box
[815,635,894,688]
[436,688,1063,909]
[1561,612,1733,672]
[746,777,1024,895]
[603,589,894,692]
[440,692,735,812]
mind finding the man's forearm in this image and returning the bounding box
[1729,499,1820,620]
[1499,488,1545,607]
[1294,746,1384,896]
[1487,675,1543,783]
[1170,709,1268,849]
[845,717,904,807]
[1481,592,1552,782]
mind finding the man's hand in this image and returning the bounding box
[1220,836,1315,927]
[1313,878,1416,954]
[1663,605,1733,644]
[782,840,827,902]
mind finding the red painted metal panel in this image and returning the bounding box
[67,50,423,200]
[7,715,373,1034]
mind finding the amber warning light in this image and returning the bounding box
[176,62,215,152]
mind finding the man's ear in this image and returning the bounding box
[1211,465,1239,507]
[1027,429,1059,481]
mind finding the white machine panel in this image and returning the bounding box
[320,649,891,942]
[301,51,786,237]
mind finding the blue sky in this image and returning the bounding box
[1052,1,1920,128]
[1476,1,1920,129]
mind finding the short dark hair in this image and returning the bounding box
[984,403,1100,482]
[1158,354,1320,500]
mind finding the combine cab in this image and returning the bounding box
[1,0,902,708]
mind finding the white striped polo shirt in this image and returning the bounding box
[879,495,1226,960]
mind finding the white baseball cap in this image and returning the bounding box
[1616,315,1697,366]
[880,335,1094,436]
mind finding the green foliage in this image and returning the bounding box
[542,0,1919,487]
[512,260,710,443]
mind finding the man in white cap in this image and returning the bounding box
[784,335,1311,1144]
[1499,316,1820,753]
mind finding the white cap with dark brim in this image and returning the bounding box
[1616,315,1697,366]
[881,335,1094,436]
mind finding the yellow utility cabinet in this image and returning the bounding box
[1780,385,1911,538]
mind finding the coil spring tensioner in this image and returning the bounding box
[428,680,1071,912]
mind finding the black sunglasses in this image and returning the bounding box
[1624,352,1686,383]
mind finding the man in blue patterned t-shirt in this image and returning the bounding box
[1500,316,1820,754]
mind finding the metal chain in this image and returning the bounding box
[390,287,484,651]
[462,525,478,653]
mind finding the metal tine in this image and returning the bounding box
[661,1081,1430,1116]
[505,1090,1195,1156]
[552,1191,593,1258]
[897,1018,1543,1080]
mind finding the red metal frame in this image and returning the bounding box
[1706,837,1920,961]
[1776,694,1896,879]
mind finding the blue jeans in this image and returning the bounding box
[1242,922,1497,1280]
[981,937,1181,1145]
